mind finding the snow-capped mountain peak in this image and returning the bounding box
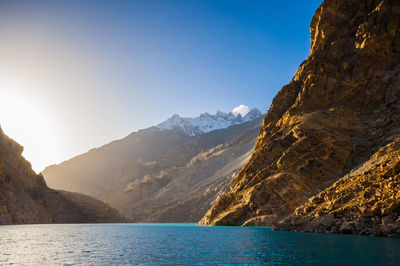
[156,107,263,136]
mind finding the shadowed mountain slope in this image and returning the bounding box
[43,114,263,222]
[0,127,124,224]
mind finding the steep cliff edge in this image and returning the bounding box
[199,0,400,235]
[0,127,124,224]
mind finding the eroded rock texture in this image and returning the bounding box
[0,127,124,224]
[274,137,400,236]
[199,0,400,236]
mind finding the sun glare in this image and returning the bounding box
[0,90,59,173]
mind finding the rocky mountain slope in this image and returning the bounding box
[275,137,400,236]
[43,110,263,222]
[0,127,124,224]
[199,0,400,236]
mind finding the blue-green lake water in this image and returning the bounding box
[0,223,399,265]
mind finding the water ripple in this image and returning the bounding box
[0,224,399,265]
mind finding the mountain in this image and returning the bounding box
[157,108,262,136]
[42,109,263,222]
[199,0,400,237]
[0,127,124,224]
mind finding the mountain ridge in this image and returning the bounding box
[42,108,263,222]
[43,107,263,171]
[157,108,262,136]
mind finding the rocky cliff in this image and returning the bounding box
[275,137,400,236]
[199,0,400,236]
[0,127,124,224]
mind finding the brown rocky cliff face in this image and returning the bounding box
[274,137,400,236]
[0,127,124,224]
[199,0,400,232]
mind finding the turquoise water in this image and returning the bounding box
[1,223,399,265]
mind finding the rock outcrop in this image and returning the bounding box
[199,0,400,236]
[274,137,400,236]
[0,127,124,224]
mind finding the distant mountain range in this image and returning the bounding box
[42,108,263,222]
[157,108,262,136]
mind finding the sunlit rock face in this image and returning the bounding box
[0,127,124,224]
[275,137,400,236]
[199,0,400,236]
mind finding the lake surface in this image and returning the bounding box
[1,223,399,265]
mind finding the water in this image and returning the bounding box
[1,223,399,265]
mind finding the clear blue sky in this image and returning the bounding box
[0,0,323,171]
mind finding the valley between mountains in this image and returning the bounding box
[1,0,399,238]
[42,109,263,222]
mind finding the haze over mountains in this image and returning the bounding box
[43,108,263,222]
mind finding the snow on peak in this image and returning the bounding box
[232,104,250,117]
[156,107,263,136]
